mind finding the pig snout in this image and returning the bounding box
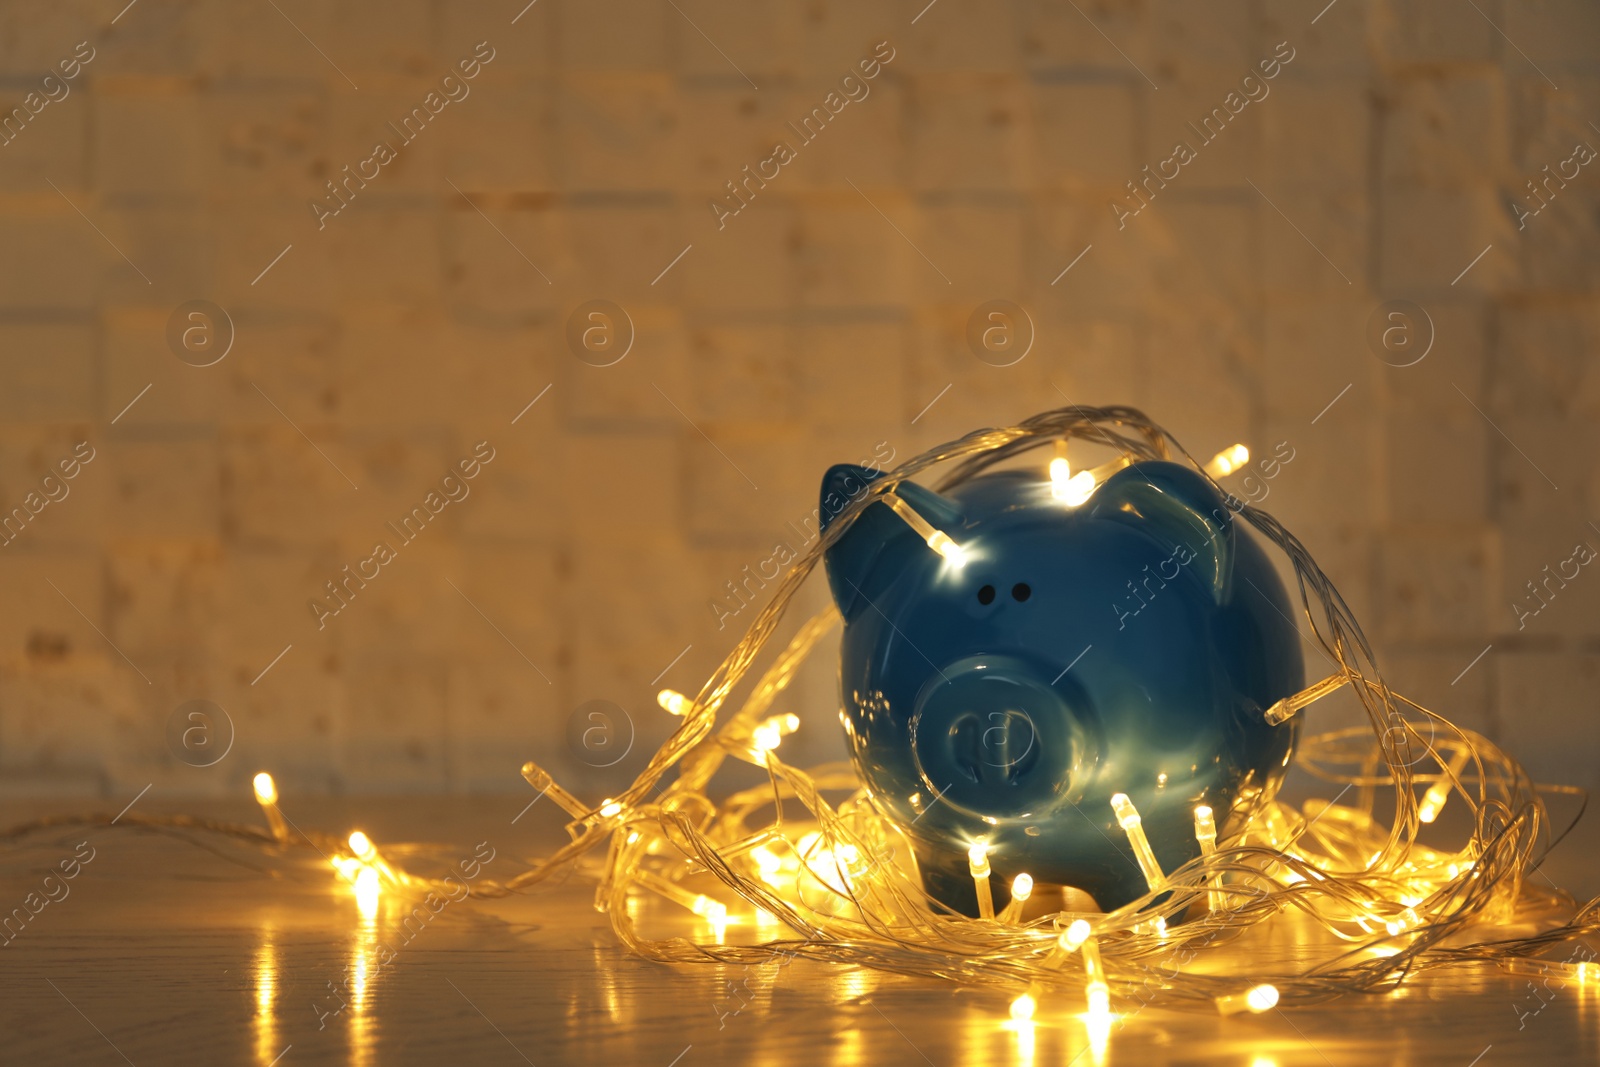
[908,654,1094,820]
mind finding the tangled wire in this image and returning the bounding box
[5,406,1594,1015]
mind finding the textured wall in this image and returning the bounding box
[0,0,1596,798]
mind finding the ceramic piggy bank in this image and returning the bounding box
[819,460,1305,915]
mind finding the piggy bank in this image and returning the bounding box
[819,459,1305,914]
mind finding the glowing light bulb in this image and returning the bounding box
[929,532,967,566]
[998,872,1034,923]
[885,493,967,567]
[1009,990,1037,1021]
[348,831,375,862]
[599,800,624,818]
[1038,918,1090,971]
[252,772,289,843]
[1049,456,1072,496]
[691,895,728,924]
[968,841,995,920]
[751,712,800,755]
[1061,470,1097,505]
[1204,443,1250,478]
[1194,804,1221,911]
[751,846,782,879]
[1419,748,1472,823]
[636,870,728,926]
[1216,983,1278,1014]
[657,689,689,716]
[342,830,403,887]
[1110,793,1165,892]
[253,772,277,805]
[339,829,401,895]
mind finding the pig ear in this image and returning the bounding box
[1087,461,1235,602]
[819,464,962,620]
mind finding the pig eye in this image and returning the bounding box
[1012,583,1032,602]
[976,585,996,605]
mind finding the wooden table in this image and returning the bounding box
[2,794,1596,1066]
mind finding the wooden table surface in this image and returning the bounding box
[2,794,1597,1067]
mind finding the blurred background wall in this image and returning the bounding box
[0,0,1596,799]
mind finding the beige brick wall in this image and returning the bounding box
[0,0,1596,797]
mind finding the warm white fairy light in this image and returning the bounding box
[691,895,728,924]
[346,830,406,887]
[58,407,1587,1029]
[1204,443,1250,478]
[1419,747,1472,824]
[657,688,689,716]
[1035,919,1091,977]
[1049,456,1072,494]
[1049,452,1097,505]
[1049,453,1131,508]
[1215,983,1279,1015]
[1009,989,1037,1021]
[1500,958,1600,982]
[348,830,375,862]
[1194,805,1222,911]
[252,771,289,843]
[968,841,995,920]
[797,831,863,895]
[252,771,277,806]
[751,845,783,883]
[1111,793,1165,892]
[998,872,1034,924]
[884,493,967,566]
[751,713,801,755]
[635,870,727,925]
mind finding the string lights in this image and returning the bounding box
[968,840,995,920]
[1204,443,1251,478]
[1049,444,1097,505]
[1215,984,1279,1015]
[252,772,288,843]
[883,491,967,566]
[7,406,1598,1044]
[1110,793,1165,893]
[997,872,1033,924]
[1193,804,1222,912]
[1419,746,1473,824]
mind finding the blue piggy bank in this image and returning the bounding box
[819,460,1305,915]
